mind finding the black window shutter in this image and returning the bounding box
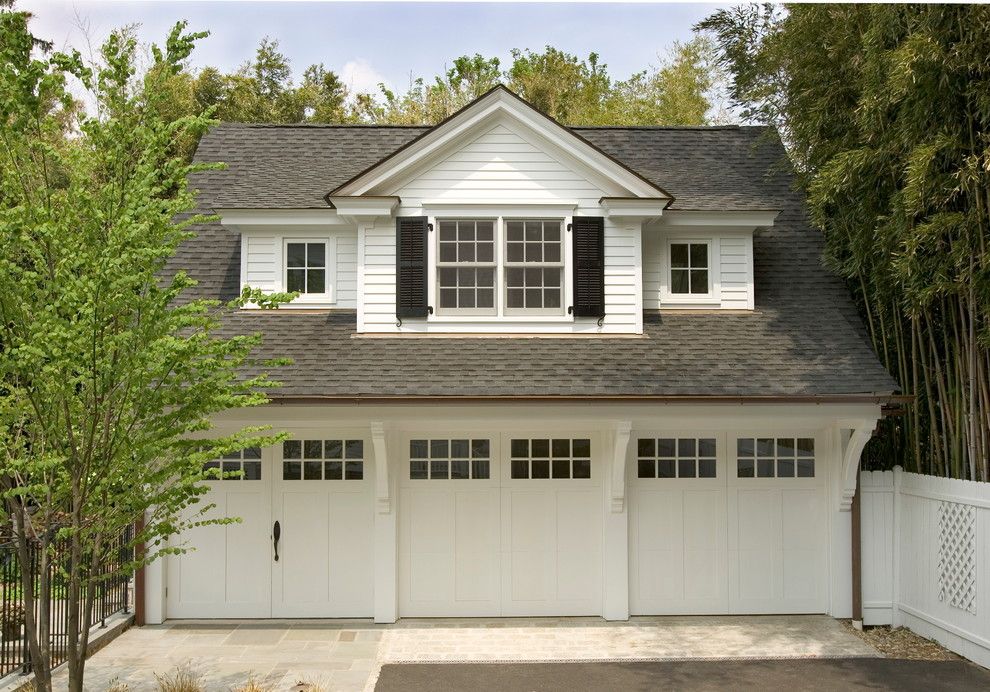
[396,216,430,318]
[571,216,605,318]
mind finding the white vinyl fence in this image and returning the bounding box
[861,467,990,668]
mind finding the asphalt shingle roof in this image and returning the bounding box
[170,122,898,400]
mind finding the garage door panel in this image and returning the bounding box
[454,490,500,603]
[225,493,271,606]
[409,490,455,554]
[279,492,330,605]
[329,491,375,606]
[166,457,272,619]
[636,490,682,551]
[556,490,602,601]
[783,549,821,600]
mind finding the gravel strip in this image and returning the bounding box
[842,622,959,660]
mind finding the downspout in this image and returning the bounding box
[851,472,862,630]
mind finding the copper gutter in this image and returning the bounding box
[267,394,911,406]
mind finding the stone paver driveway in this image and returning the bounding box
[59,615,878,691]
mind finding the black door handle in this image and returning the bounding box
[273,520,281,562]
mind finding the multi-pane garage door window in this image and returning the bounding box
[409,439,491,479]
[203,446,262,481]
[637,438,716,478]
[736,438,815,478]
[510,438,591,479]
[282,440,364,480]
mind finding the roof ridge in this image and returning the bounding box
[215,122,431,129]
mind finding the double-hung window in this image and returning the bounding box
[435,217,565,317]
[437,220,496,314]
[505,220,563,314]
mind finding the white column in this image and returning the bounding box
[372,423,398,623]
[603,422,632,621]
[144,555,166,625]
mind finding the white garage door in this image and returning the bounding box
[399,434,603,617]
[630,433,828,615]
[166,434,374,618]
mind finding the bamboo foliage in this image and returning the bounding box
[701,4,990,480]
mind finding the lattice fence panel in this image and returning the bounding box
[938,501,977,614]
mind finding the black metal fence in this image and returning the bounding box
[0,525,134,678]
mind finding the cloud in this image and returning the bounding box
[340,59,389,95]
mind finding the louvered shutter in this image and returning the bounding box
[571,216,605,318]
[395,216,430,318]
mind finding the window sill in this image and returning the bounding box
[660,296,721,306]
[428,314,574,324]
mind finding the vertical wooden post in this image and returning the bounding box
[133,515,145,626]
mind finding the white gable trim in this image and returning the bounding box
[331,87,671,201]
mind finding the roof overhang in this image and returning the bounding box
[600,197,668,221]
[327,195,400,220]
[658,210,780,228]
[218,208,345,231]
[327,86,674,202]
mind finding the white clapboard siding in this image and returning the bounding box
[642,231,662,310]
[335,230,358,307]
[360,123,642,333]
[719,235,753,309]
[241,229,357,308]
[861,468,990,668]
[642,231,754,310]
[395,125,605,205]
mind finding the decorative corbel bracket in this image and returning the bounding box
[370,422,390,514]
[610,421,633,513]
[838,418,877,512]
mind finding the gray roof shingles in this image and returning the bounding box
[169,122,898,399]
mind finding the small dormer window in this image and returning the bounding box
[285,241,327,294]
[669,241,710,295]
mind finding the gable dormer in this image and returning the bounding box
[329,87,672,335]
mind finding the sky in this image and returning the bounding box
[19,1,729,94]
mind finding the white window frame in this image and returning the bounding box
[282,236,336,305]
[435,219,498,317]
[428,214,571,320]
[502,218,566,317]
[660,236,719,305]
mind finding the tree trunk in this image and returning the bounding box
[8,501,52,691]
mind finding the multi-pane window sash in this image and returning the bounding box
[670,242,709,295]
[736,437,815,478]
[637,438,717,479]
[286,242,327,294]
[505,220,563,313]
[409,439,491,479]
[510,438,591,479]
[437,220,496,313]
[282,439,364,480]
[203,446,262,481]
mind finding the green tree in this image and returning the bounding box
[699,4,990,480]
[0,12,292,689]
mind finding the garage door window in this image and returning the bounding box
[510,438,591,479]
[282,439,364,480]
[203,446,262,481]
[736,437,815,478]
[409,439,491,479]
[637,438,716,478]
